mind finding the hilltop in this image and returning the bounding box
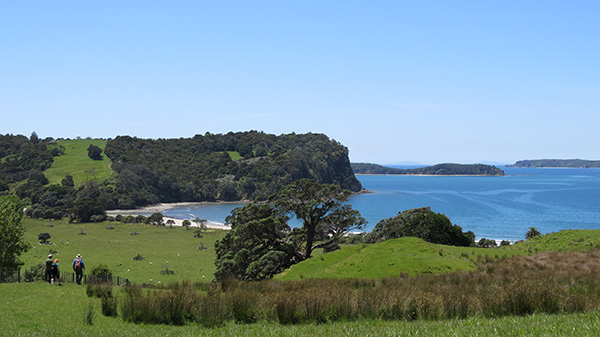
[276,229,600,281]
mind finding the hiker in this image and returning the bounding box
[45,254,53,284]
[51,259,60,285]
[73,254,85,285]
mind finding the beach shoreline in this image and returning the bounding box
[106,202,237,230]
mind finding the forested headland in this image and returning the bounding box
[351,162,505,176]
[508,159,600,168]
[0,132,361,222]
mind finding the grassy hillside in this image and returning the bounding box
[22,218,226,283]
[276,237,522,280]
[277,230,600,281]
[507,229,600,253]
[45,139,113,186]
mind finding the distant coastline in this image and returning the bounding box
[508,159,600,168]
[351,163,505,176]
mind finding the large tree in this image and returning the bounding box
[0,195,30,268]
[214,203,297,280]
[273,179,366,259]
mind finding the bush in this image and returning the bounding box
[101,292,118,317]
[23,262,45,282]
[89,264,113,284]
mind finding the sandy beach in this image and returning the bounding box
[106,202,232,230]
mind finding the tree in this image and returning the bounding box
[71,197,106,223]
[0,195,30,268]
[214,203,296,281]
[38,232,51,244]
[526,227,541,240]
[87,144,103,160]
[193,217,207,229]
[148,212,164,226]
[166,219,175,228]
[366,207,475,247]
[182,219,191,230]
[273,179,366,259]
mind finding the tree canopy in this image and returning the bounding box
[0,195,30,268]
[215,180,366,281]
[273,179,366,259]
[367,207,475,247]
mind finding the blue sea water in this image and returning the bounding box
[159,167,600,242]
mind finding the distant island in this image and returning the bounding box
[351,163,505,176]
[508,159,600,168]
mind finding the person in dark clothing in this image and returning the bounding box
[45,255,53,284]
[51,259,60,285]
[73,254,85,285]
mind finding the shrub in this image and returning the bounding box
[23,262,45,282]
[89,264,113,284]
[83,301,96,325]
[101,292,118,317]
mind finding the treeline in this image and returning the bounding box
[351,163,505,176]
[1,132,362,222]
[509,159,600,168]
[0,133,61,191]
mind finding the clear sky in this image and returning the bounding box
[1,1,599,165]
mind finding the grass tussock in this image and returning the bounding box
[111,248,600,326]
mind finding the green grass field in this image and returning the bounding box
[6,221,600,335]
[22,218,226,284]
[45,139,113,186]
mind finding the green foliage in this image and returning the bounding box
[274,179,365,259]
[367,207,474,247]
[102,132,362,208]
[71,197,106,223]
[38,232,51,243]
[214,203,294,281]
[0,195,30,267]
[478,238,498,248]
[526,226,542,240]
[216,180,366,281]
[87,144,103,160]
[0,134,55,184]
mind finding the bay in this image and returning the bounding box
[158,167,600,242]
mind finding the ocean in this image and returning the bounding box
[158,167,600,242]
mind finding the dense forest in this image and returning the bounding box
[0,132,362,222]
[508,159,600,168]
[351,163,505,176]
[104,132,362,207]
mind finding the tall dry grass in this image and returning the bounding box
[114,249,600,326]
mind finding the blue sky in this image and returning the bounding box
[1,1,599,165]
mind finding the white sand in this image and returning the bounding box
[106,203,232,230]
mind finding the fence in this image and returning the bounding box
[52,271,128,285]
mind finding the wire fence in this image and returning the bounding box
[1,266,128,285]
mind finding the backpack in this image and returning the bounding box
[45,259,53,272]
[74,259,82,270]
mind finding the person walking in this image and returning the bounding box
[51,259,60,285]
[44,254,53,284]
[73,254,85,285]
